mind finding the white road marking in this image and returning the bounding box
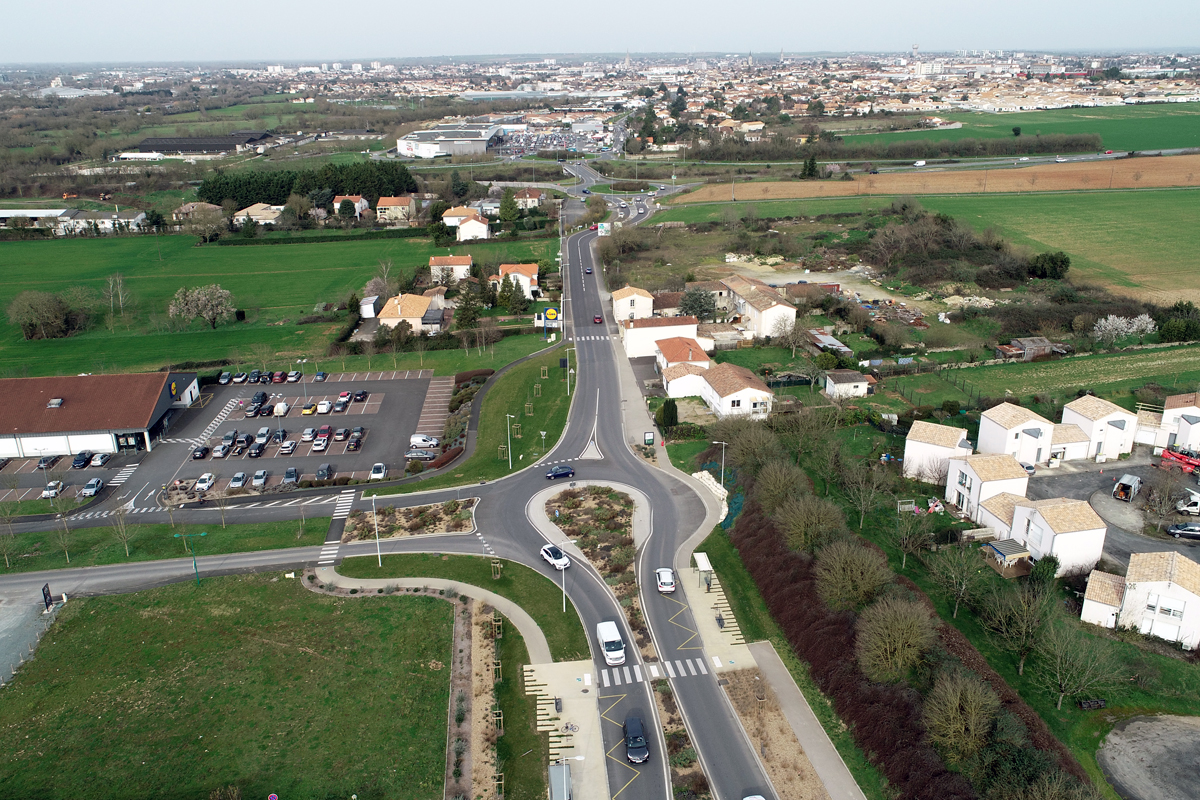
[664,661,676,678]
[687,660,697,676]
[696,659,708,675]
[633,665,643,683]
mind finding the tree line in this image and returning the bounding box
[689,132,1104,163]
[197,161,418,209]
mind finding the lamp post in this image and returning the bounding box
[505,413,515,470]
[711,440,729,488]
[372,495,382,566]
[174,530,208,585]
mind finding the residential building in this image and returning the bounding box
[685,280,732,317]
[654,337,711,373]
[903,421,972,484]
[471,199,501,217]
[1007,497,1106,576]
[332,195,370,219]
[1061,395,1138,459]
[233,203,283,225]
[611,286,654,321]
[375,196,417,223]
[377,293,433,332]
[513,188,544,209]
[945,454,1029,521]
[441,207,475,227]
[698,363,774,420]
[1162,393,1200,449]
[662,363,710,400]
[489,263,539,299]
[695,322,746,351]
[824,369,869,399]
[621,317,699,359]
[1082,551,1200,649]
[977,402,1054,465]
[721,275,797,338]
[653,292,684,317]
[172,201,221,222]
[56,209,148,234]
[1050,423,1092,462]
[457,214,490,242]
[429,255,473,284]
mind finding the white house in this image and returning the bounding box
[945,454,1029,522]
[721,275,797,338]
[1162,393,1200,450]
[654,337,711,373]
[662,363,710,399]
[56,209,148,234]
[429,255,473,284]
[232,204,283,225]
[378,294,433,333]
[513,188,544,210]
[977,403,1055,465]
[441,206,474,227]
[457,214,490,242]
[824,369,869,399]
[489,263,538,299]
[1082,551,1200,649]
[359,295,383,319]
[611,286,654,321]
[698,363,774,420]
[1051,424,1092,463]
[621,317,699,359]
[1061,395,1137,460]
[1007,497,1107,577]
[332,195,370,219]
[903,421,972,484]
[376,196,417,223]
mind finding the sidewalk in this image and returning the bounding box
[1042,449,1153,475]
[523,660,610,800]
[312,566,553,664]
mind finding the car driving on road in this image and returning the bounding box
[623,716,649,764]
[540,544,570,570]
[655,568,676,593]
[546,465,575,480]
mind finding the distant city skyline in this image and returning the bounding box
[1,0,1196,65]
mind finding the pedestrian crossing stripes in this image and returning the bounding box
[332,489,356,520]
[236,495,338,509]
[568,335,615,342]
[159,438,200,445]
[594,657,712,688]
[197,398,242,442]
[107,463,140,487]
[317,544,340,566]
[73,506,163,520]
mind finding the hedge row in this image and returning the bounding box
[430,447,463,470]
[214,227,427,246]
[454,368,495,385]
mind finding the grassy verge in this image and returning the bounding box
[0,517,329,574]
[699,526,887,800]
[495,626,548,800]
[0,574,453,800]
[309,334,554,378]
[338,553,588,661]
[367,347,571,495]
[665,441,708,474]
[2,497,86,517]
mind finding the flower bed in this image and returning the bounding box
[343,497,477,543]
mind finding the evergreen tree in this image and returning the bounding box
[455,287,482,330]
[499,188,519,224]
[661,398,679,429]
[497,275,516,313]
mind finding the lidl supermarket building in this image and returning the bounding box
[0,372,198,458]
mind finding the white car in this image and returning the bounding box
[252,469,268,487]
[655,568,676,593]
[273,403,290,417]
[229,472,248,489]
[301,427,316,442]
[369,463,388,480]
[89,453,111,467]
[80,478,104,497]
[410,434,440,449]
[212,444,231,458]
[316,401,332,414]
[540,543,571,570]
[194,473,216,492]
[279,440,297,455]
[255,427,271,444]
[312,437,329,452]
[41,481,64,499]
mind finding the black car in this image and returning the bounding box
[405,449,437,462]
[272,429,288,443]
[252,391,268,405]
[259,373,273,384]
[346,439,361,452]
[353,390,368,402]
[192,446,210,460]
[316,463,333,480]
[623,716,649,764]
[1168,522,1200,540]
[547,465,575,480]
[248,370,261,383]
[37,455,60,470]
[247,442,266,458]
[237,433,254,447]
[71,451,94,469]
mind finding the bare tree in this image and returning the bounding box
[889,510,934,570]
[110,506,135,556]
[774,494,846,553]
[855,595,937,683]
[212,492,230,529]
[815,538,892,611]
[983,584,1053,675]
[0,502,17,568]
[1143,469,1185,531]
[927,544,987,617]
[362,341,376,370]
[1,473,20,509]
[728,424,785,480]
[754,458,808,515]
[1034,625,1126,710]
[413,338,427,368]
[840,460,890,529]
[50,495,74,564]
[771,317,803,357]
[249,342,274,373]
[923,670,1000,764]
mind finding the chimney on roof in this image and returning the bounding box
[47,398,63,408]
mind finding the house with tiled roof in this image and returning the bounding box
[978,402,1054,465]
[720,275,796,338]
[903,421,972,484]
[332,195,369,219]
[429,255,473,284]
[652,292,684,317]
[823,369,868,399]
[654,337,710,373]
[376,195,418,223]
[698,363,773,420]
[685,280,732,316]
[1008,497,1106,576]
[1083,551,1200,648]
[1138,393,1200,451]
[1061,395,1137,459]
[662,363,710,400]
[611,285,654,321]
[1051,423,1091,462]
[945,454,1030,522]
[487,263,538,299]
[378,293,433,332]
[620,316,699,358]
[456,213,490,242]
[440,206,475,227]
[513,188,544,210]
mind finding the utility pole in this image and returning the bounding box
[506,413,515,470]
[712,440,729,487]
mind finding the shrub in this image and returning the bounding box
[773,494,846,553]
[453,368,495,385]
[923,669,1000,764]
[430,447,464,470]
[407,459,424,474]
[814,538,892,610]
[753,459,809,515]
[855,595,937,683]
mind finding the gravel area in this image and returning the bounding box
[1098,715,1200,800]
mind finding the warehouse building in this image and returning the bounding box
[396,123,500,158]
[0,372,198,458]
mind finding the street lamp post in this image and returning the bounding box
[711,440,729,488]
[505,413,516,470]
[174,530,208,585]
[372,495,382,567]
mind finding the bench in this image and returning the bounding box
[1077,699,1107,710]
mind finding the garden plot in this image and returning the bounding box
[342,497,477,542]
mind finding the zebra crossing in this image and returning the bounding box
[590,655,721,688]
[107,463,140,487]
[317,543,340,566]
[569,335,616,342]
[73,506,164,520]
[233,495,339,509]
[332,489,356,520]
[196,398,241,443]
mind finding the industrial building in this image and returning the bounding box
[397,123,500,158]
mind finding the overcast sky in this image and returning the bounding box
[1,0,1194,64]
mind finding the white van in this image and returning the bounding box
[274,402,290,417]
[596,621,625,666]
[1177,489,1200,516]
[913,160,926,167]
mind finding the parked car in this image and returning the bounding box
[258,372,273,384]
[546,465,575,480]
[231,444,246,457]
[316,463,334,480]
[283,467,299,485]
[272,371,287,383]
[314,372,328,382]
[248,370,261,383]
[410,434,439,449]
[1168,522,1200,540]
[89,453,111,467]
[252,470,268,487]
[369,463,388,480]
[42,481,64,498]
[255,427,271,444]
[232,372,248,384]
[312,438,329,453]
[286,370,302,383]
[350,427,365,440]
[279,440,297,455]
[540,544,570,570]
[236,433,254,447]
[405,449,437,462]
[345,439,361,452]
[316,401,332,414]
[80,477,104,497]
[244,405,260,418]
[334,428,349,442]
[301,427,316,442]
[229,472,248,489]
[302,403,317,415]
[71,451,94,469]
[212,444,231,458]
[37,455,60,470]
[218,372,232,385]
[248,442,266,458]
[272,429,288,443]
[194,473,216,492]
[353,390,368,402]
[1020,462,1036,477]
[273,402,290,417]
[192,446,209,460]
[655,568,676,593]
[338,391,352,401]
[316,425,333,439]
[252,391,267,405]
[623,716,649,764]
[333,398,349,413]
[222,430,239,446]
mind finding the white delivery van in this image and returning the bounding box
[596,621,625,666]
[274,402,290,417]
[1177,489,1200,516]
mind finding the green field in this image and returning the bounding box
[0,234,558,376]
[339,553,589,661]
[843,105,1200,152]
[0,574,454,800]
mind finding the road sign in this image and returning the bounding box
[644,432,655,446]
[542,307,560,329]
[597,222,611,237]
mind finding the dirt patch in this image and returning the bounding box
[722,669,830,800]
[653,681,712,800]
[1097,715,1200,800]
[342,497,477,543]
[675,154,1200,203]
[471,601,499,800]
[445,602,473,800]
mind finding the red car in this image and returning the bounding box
[594,315,603,324]
[1105,150,1114,154]
[589,224,598,231]
[316,424,333,440]
[272,371,286,383]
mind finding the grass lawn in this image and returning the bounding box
[312,334,554,378]
[0,517,329,574]
[665,440,709,473]
[2,496,87,517]
[0,574,454,800]
[698,526,888,800]
[0,234,558,376]
[339,553,588,661]
[367,347,572,494]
